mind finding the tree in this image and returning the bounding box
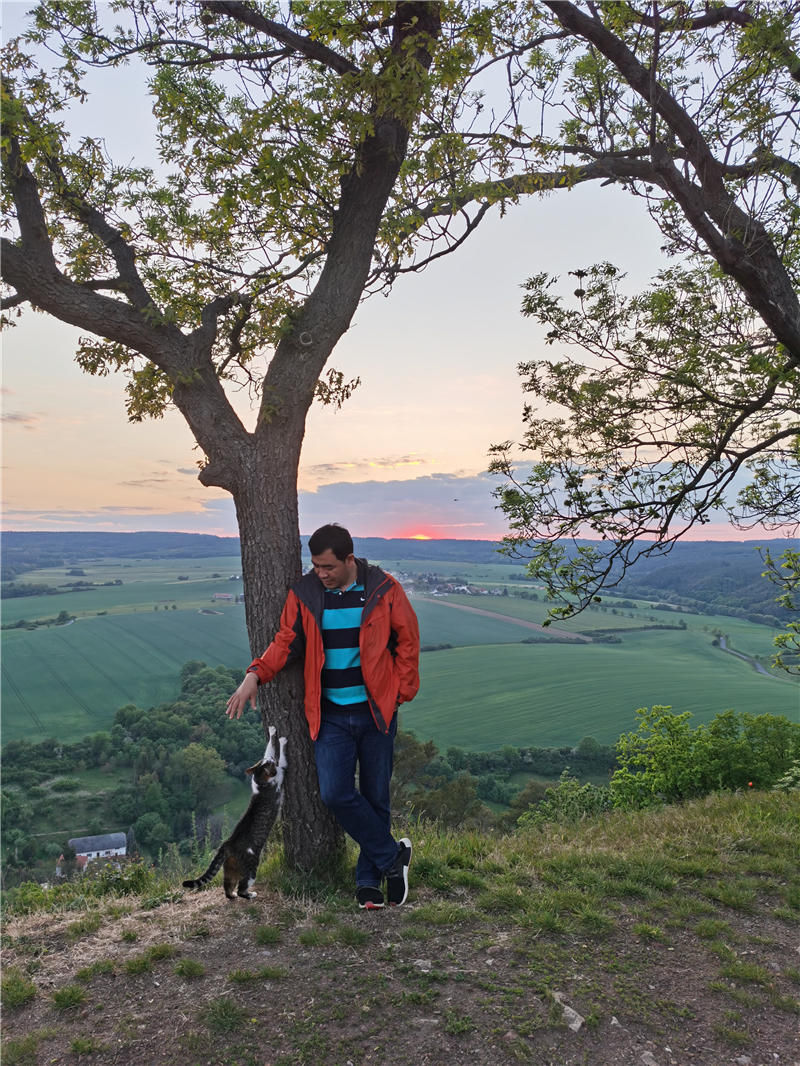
[182,742,226,810]
[487,1,799,617]
[5,2,795,866]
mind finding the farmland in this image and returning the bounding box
[2,553,796,749]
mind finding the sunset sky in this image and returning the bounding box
[0,4,777,543]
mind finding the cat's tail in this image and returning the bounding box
[182,844,226,890]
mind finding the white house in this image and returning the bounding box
[67,832,127,869]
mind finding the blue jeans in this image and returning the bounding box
[314,712,398,888]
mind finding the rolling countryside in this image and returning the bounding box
[2,551,796,748]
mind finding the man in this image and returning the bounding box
[226,523,420,908]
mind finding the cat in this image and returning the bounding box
[182,726,287,900]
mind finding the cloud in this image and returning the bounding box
[298,472,510,539]
[2,411,41,430]
[0,386,18,396]
[177,467,199,476]
[305,454,432,481]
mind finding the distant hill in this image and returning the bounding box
[1,530,791,624]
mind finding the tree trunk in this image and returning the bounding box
[231,445,343,873]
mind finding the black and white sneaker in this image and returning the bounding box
[385,837,412,907]
[357,885,384,910]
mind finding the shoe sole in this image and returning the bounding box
[388,837,412,907]
[359,901,384,910]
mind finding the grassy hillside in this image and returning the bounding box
[2,791,798,1066]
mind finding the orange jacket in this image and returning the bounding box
[247,559,420,739]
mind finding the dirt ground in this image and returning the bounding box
[3,881,800,1066]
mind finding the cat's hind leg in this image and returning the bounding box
[237,876,257,899]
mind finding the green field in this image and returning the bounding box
[403,632,797,751]
[2,555,796,749]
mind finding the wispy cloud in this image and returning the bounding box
[306,454,432,480]
[2,411,41,430]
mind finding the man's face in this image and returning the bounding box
[311,549,356,590]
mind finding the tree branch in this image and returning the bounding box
[199,1,360,75]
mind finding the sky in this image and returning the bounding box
[0,2,779,542]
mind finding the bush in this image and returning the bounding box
[610,707,800,809]
[517,770,613,829]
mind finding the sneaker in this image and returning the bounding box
[357,885,384,910]
[385,837,412,907]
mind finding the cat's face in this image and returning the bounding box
[246,759,278,785]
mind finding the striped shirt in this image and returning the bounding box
[320,581,368,710]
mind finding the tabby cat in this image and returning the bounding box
[183,727,287,900]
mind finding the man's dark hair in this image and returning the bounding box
[308,523,354,562]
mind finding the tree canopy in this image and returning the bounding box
[486,1,799,615]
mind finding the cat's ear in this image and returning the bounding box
[245,762,260,776]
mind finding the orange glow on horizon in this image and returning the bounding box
[410,534,431,540]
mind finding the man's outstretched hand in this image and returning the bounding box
[226,671,259,719]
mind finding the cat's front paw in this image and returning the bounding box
[268,725,277,736]
[279,737,287,746]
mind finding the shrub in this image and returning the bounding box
[610,707,800,809]
[51,778,81,793]
[517,770,612,829]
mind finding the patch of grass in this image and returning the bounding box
[477,885,530,913]
[406,901,472,925]
[414,856,455,891]
[702,881,758,912]
[202,996,248,1034]
[259,965,288,980]
[76,959,115,983]
[174,958,206,978]
[312,909,339,926]
[521,907,573,935]
[147,943,177,960]
[105,903,131,919]
[708,981,761,1007]
[453,869,485,889]
[254,924,282,945]
[784,966,800,985]
[120,929,138,943]
[712,1022,749,1047]
[632,923,666,942]
[576,905,614,936]
[773,906,800,923]
[694,918,733,940]
[783,883,800,909]
[69,1036,106,1055]
[1,968,37,1008]
[718,960,771,985]
[124,954,152,975]
[338,925,369,947]
[298,928,333,946]
[669,896,716,919]
[66,913,102,941]
[2,1034,40,1066]
[52,985,87,1010]
[444,1008,475,1034]
[229,967,262,984]
[706,940,737,961]
[770,991,800,1014]
[186,923,211,938]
